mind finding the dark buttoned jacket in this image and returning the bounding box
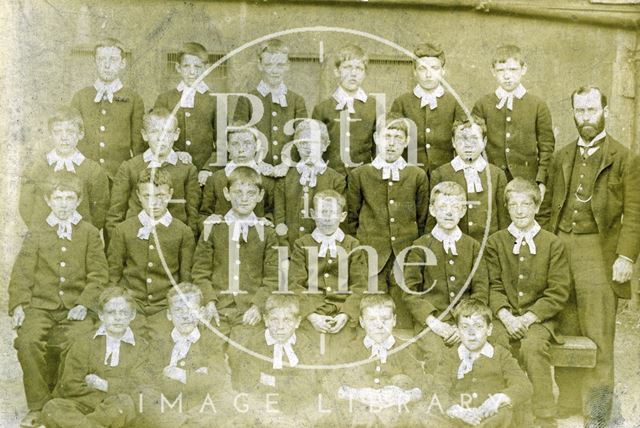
[347,164,429,272]
[72,86,145,178]
[472,92,554,183]
[8,221,107,314]
[538,135,640,298]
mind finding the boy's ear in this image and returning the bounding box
[487,322,493,337]
[603,105,610,119]
[166,309,172,321]
[172,128,181,141]
[391,314,397,329]
[339,210,348,223]
[174,62,182,74]
[428,203,436,218]
[333,67,341,79]
[257,189,265,203]
[120,57,127,69]
[521,63,528,76]
[98,311,104,323]
[223,187,231,202]
[294,315,302,329]
[359,316,365,330]
[309,208,316,218]
[141,128,149,142]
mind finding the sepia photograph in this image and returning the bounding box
[1,1,640,427]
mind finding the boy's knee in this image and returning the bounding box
[14,330,46,353]
[519,334,549,357]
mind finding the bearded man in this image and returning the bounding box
[538,86,640,427]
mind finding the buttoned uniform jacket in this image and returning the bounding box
[105,156,201,237]
[107,216,196,315]
[8,220,108,314]
[347,164,429,273]
[390,91,465,173]
[71,86,145,179]
[486,229,571,338]
[19,156,110,230]
[433,344,533,410]
[233,89,307,165]
[154,89,217,171]
[472,92,554,184]
[289,233,367,323]
[538,135,640,298]
[53,330,150,410]
[428,162,510,242]
[402,233,489,327]
[312,96,377,175]
[274,166,346,247]
[190,220,279,312]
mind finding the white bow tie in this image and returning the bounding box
[508,223,539,255]
[451,156,486,193]
[372,156,406,182]
[431,225,462,256]
[414,85,444,110]
[47,151,85,173]
[297,161,327,188]
[224,211,263,242]
[312,228,345,258]
[46,211,82,240]
[177,80,209,109]
[265,330,299,369]
[495,85,526,111]
[457,343,494,379]
[258,81,288,107]
[137,211,172,240]
[169,328,200,367]
[94,79,123,103]
[363,335,395,364]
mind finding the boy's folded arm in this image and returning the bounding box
[498,346,533,407]
[178,228,196,283]
[401,245,437,324]
[345,170,362,235]
[8,232,38,314]
[106,226,126,288]
[131,93,146,156]
[56,340,104,405]
[90,168,110,230]
[534,101,555,185]
[485,238,511,315]
[191,235,217,303]
[77,228,109,311]
[185,165,202,234]
[253,230,280,307]
[105,162,132,234]
[528,239,571,321]
[469,242,489,304]
[416,172,430,236]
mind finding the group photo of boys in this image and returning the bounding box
[2,1,640,428]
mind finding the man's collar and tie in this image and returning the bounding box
[169,327,201,367]
[431,224,462,256]
[94,324,136,367]
[46,150,86,173]
[143,149,178,168]
[413,84,445,110]
[137,210,173,240]
[333,86,368,114]
[311,227,345,258]
[508,221,541,255]
[265,329,299,369]
[451,156,487,193]
[257,80,288,108]
[577,130,606,158]
[47,211,82,240]
[457,342,494,379]
[94,79,123,103]
[371,155,407,182]
[296,159,328,187]
[363,335,396,364]
[177,80,209,109]
[224,210,263,242]
[495,84,526,111]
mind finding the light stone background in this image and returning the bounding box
[1,1,639,427]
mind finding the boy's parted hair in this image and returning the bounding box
[492,44,525,67]
[178,42,209,64]
[504,177,542,207]
[360,294,396,316]
[294,119,330,149]
[265,294,300,317]
[226,166,263,191]
[167,282,203,306]
[143,107,179,131]
[313,189,347,212]
[413,42,445,67]
[453,298,493,325]
[94,37,126,57]
[44,172,84,201]
[137,167,174,189]
[571,85,608,109]
[98,287,136,312]
[258,39,289,60]
[452,114,487,139]
[430,181,467,205]
[334,44,368,68]
[48,106,84,134]
[376,112,412,139]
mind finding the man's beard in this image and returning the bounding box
[576,114,605,141]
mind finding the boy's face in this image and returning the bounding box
[142,117,180,158]
[228,132,258,164]
[265,307,301,344]
[176,54,207,87]
[295,137,325,163]
[137,182,173,218]
[452,124,486,163]
[458,313,492,353]
[95,46,126,83]
[310,197,346,236]
[573,90,607,142]
[223,181,264,217]
[50,120,83,157]
[334,58,366,94]
[430,193,467,231]
[167,293,203,336]
[45,189,81,221]
[414,56,444,91]
[374,127,408,163]
[491,58,527,92]
[507,192,538,231]
[258,52,290,87]
[360,305,396,344]
[99,297,136,337]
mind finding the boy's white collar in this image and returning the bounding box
[46,150,86,172]
[363,334,396,364]
[372,155,407,181]
[177,80,209,94]
[495,84,526,110]
[413,84,445,109]
[457,342,494,379]
[333,86,368,113]
[451,156,487,193]
[431,224,462,255]
[264,329,298,369]
[311,227,345,257]
[94,324,136,344]
[93,79,123,103]
[143,149,178,167]
[46,211,82,240]
[257,81,288,107]
[507,221,541,255]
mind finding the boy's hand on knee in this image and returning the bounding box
[479,393,510,418]
[443,327,460,346]
[198,170,212,186]
[308,313,334,333]
[67,305,87,321]
[242,305,261,326]
[176,151,193,165]
[163,366,187,384]
[427,317,456,341]
[12,305,25,329]
[612,255,633,283]
[498,310,526,339]
[204,301,220,326]
[327,313,348,334]
[85,374,108,392]
[447,405,482,426]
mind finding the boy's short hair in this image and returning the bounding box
[334,44,368,68]
[452,114,487,139]
[376,112,411,139]
[44,172,84,201]
[227,125,260,148]
[360,294,396,316]
[94,37,126,57]
[413,42,445,67]
[453,298,493,325]
[167,282,203,306]
[313,189,347,212]
[294,119,330,149]
[258,39,289,60]
[264,294,300,317]
[143,107,178,131]
[504,177,541,207]
[137,167,173,189]
[226,166,263,191]
[178,42,209,64]
[570,85,608,109]
[492,44,525,67]
[97,287,136,312]
[48,106,84,134]
[430,181,467,205]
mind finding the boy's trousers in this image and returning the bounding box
[42,393,135,428]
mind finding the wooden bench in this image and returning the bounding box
[549,335,597,368]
